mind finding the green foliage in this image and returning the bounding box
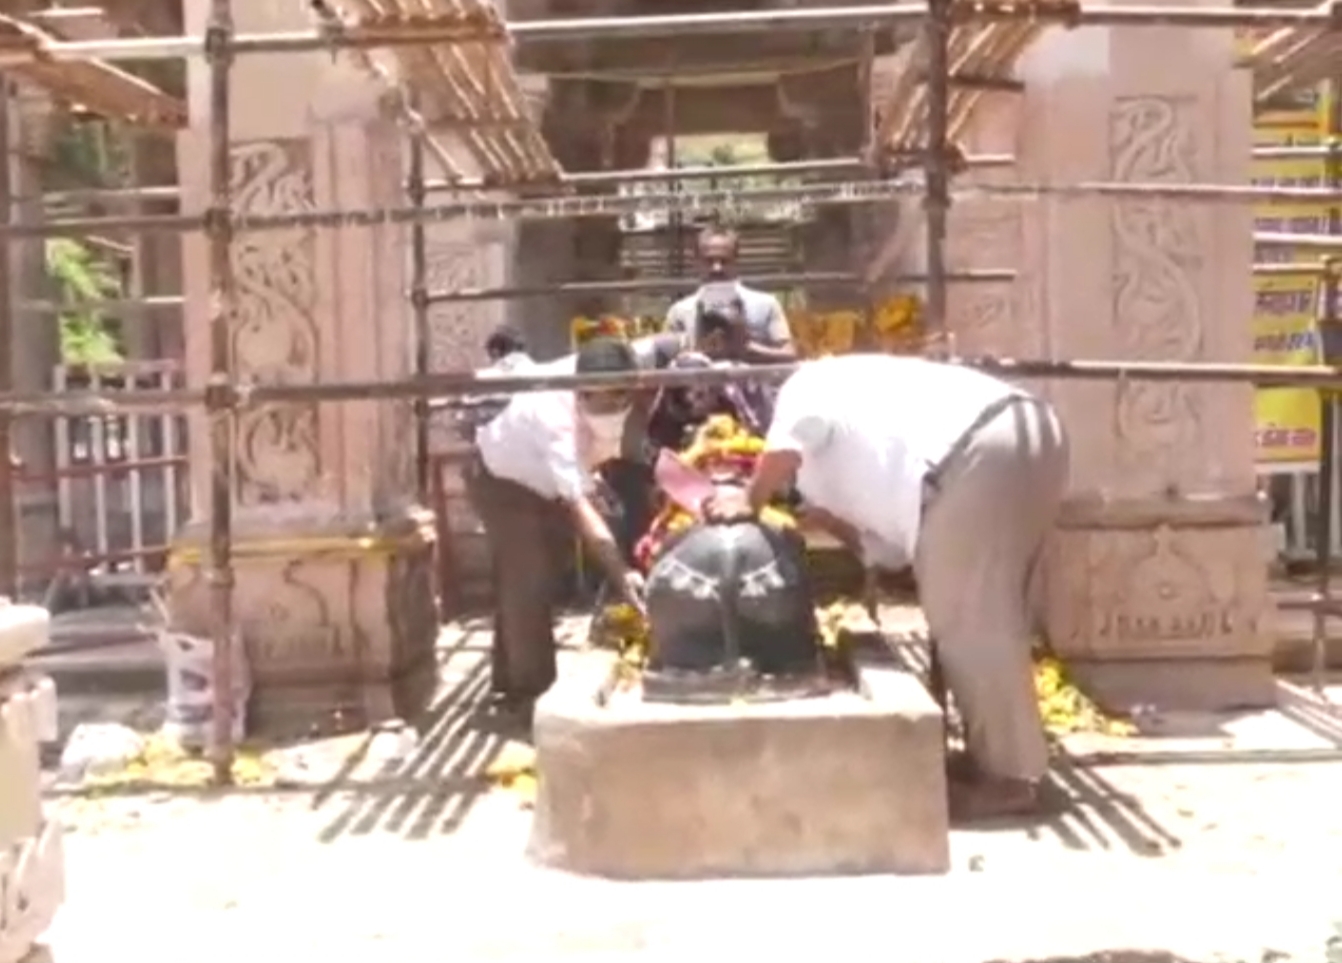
[49,118,131,189]
[44,238,124,366]
[41,114,132,366]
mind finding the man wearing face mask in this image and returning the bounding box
[467,337,648,713]
[664,226,797,364]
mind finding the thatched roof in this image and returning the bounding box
[319,0,561,186]
[0,13,185,128]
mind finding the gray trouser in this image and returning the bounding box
[464,454,570,701]
[915,396,1069,782]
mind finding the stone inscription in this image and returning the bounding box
[1094,607,1251,645]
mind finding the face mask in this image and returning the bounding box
[584,409,630,463]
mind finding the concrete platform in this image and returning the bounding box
[529,643,950,879]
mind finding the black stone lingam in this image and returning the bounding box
[642,492,825,704]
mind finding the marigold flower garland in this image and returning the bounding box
[632,415,795,572]
[593,415,1132,737]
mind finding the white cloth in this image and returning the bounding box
[476,357,592,501]
[765,354,1024,562]
[479,351,535,376]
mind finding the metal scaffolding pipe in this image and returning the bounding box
[1253,261,1340,276]
[423,269,1015,302]
[421,157,869,192]
[21,185,183,207]
[923,0,953,344]
[1252,143,1342,161]
[18,178,1342,239]
[2,6,1338,66]
[204,0,239,783]
[15,357,1342,417]
[17,295,185,314]
[1257,231,1342,250]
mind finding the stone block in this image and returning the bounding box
[1043,503,1273,710]
[0,820,65,963]
[529,648,950,879]
[0,673,55,852]
[167,508,439,735]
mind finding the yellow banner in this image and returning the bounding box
[1252,112,1328,468]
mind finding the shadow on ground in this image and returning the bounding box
[311,622,528,843]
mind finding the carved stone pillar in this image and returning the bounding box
[170,9,437,733]
[1017,14,1268,710]
[866,13,1266,711]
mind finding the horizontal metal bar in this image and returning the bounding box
[422,157,869,193]
[17,296,185,314]
[3,5,1339,66]
[425,269,1015,302]
[427,273,856,302]
[0,22,512,64]
[1253,262,1341,276]
[1257,231,1342,250]
[18,186,182,207]
[17,177,1342,239]
[16,357,1342,417]
[509,4,1342,38]
[946,145,1342,168]
[1252,143,1342,160]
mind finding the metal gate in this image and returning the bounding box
[40,360,190,594]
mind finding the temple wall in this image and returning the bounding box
[866,8,1271,710]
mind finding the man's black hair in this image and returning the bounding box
[575,335,638,373]
[484,326,526,360]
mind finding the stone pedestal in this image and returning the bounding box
[171,0,439,734]
[867,9,1269,710]
[0,603,63,963]
[531,645,950,879]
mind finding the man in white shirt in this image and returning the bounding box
[469,336,648,713]
[703,354,1070,820]
[483,326,533,372]
[664,227,797,364]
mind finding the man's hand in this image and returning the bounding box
[701,488,753,523]
[621,570,648,617]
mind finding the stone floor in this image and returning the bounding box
[28,612,1342,963]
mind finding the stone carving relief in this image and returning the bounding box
[1109,96,1205,496]
[426,244,490,374]
[1043,522,1269,661]
[945,203,1032,356]
[229,140,321,505]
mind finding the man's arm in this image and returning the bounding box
[663,299,693,346]
[742,295,797,363]
[543,420,643,609]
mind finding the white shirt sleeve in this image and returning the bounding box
[761,295,794,347]
[859,530,909,570]
[765,371,832,454]
[537,417,591,502]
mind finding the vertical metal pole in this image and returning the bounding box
[0,83,16,599]
[922,0,952,350]
[408,123,430,500]
[1311,80,1342,696]
[205,0,238,783]
[664,83,683,297]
